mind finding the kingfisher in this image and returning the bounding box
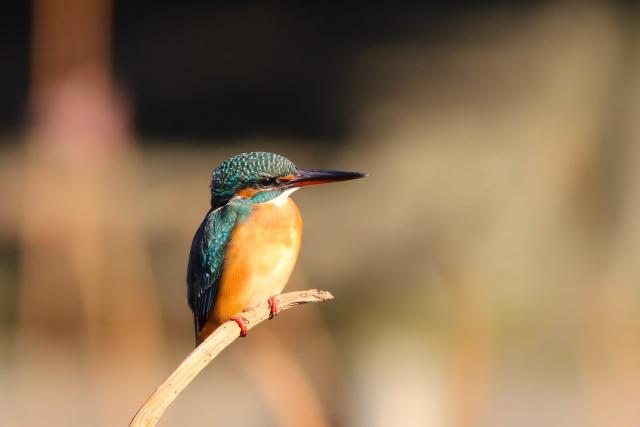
[187,152,366,345]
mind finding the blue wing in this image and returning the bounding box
[187,206,238,344]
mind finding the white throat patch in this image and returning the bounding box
[269,187,298,207]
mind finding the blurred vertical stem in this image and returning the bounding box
[578,4,640,426]
[15,0,164,425]
[440,256,493,427]
[238,329,331,427]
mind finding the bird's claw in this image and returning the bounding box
[230,316,249,337]
[268,296,278,319]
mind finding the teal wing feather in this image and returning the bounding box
[187,206,238,344]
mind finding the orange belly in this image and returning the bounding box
[206,197,303,331]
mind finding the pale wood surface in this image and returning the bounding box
[129,289,334,427]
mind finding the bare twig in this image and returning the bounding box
[129,289,334,427]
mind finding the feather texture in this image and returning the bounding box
[186,205,241,344]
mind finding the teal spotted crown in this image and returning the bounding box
[210,152,297,208]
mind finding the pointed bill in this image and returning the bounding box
[286,168,367,188]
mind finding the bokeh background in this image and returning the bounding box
[2,1,640,426]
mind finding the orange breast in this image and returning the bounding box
[210,197,303,325]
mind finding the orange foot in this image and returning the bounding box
[268,296,278,319]
[230,316,249,337]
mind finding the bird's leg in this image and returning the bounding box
[230,316,249,337]
[268,296,278,319]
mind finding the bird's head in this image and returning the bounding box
[210,152,366,208]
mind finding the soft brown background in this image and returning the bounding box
[1,1,640,426]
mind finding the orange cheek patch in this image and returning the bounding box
[236,187,258,198]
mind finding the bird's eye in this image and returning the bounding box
[257,177,277,188]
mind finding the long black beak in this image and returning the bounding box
[286,168,367,188]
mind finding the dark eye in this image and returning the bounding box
[257,177,277,188]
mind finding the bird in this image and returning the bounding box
[187,151,366,345]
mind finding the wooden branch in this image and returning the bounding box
[129,289,334,427]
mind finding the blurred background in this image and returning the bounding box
[1,1,640,426]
